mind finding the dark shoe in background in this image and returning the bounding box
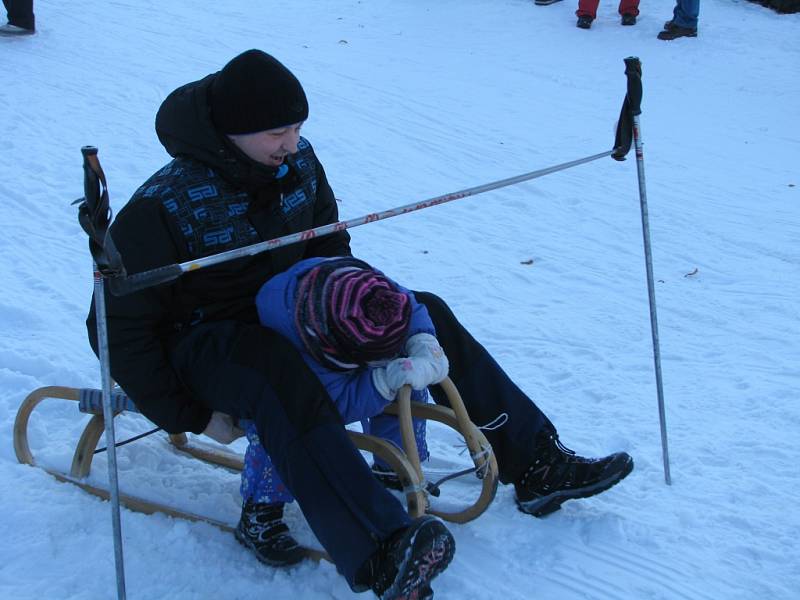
[235,500,306,567]
[0,23,35,36]
[514,425,633,517]
[621,13,637,25]
[362,516,455,600]
[657,24,698,39]
[576,15,594,29]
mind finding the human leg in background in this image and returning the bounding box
[575,0,598,27]
[672,0,700,27]
[575,0,599,19]
[658,0,700,39]
[618,0,640,24]
[1,0,35,33]
[416,291,633,516]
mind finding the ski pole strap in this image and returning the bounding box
[76,146,127,278]
[107,263,184,297]
[623,56,642,116]
[612,56,643,161]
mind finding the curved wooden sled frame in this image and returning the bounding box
[390,378,498,524]
[14,378,498,557]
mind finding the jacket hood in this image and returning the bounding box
[156,75,229,170]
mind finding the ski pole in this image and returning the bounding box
[619,57,672,485]
[78,146,128,599]
[105,150,615,296]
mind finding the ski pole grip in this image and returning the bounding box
[623,56,642,116]
[107,263,184,296]
[82,146,100,206]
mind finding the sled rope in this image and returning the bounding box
[94,427,162,455]
[427,443,493,495]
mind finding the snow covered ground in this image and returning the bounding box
[1,0,799,598]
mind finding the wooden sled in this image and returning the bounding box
[14,377,498,561]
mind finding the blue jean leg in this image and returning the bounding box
[673,0,700,28]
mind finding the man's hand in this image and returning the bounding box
[372,333,449,400]
[203,411,245,444]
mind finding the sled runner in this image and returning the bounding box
[14,376,498,560]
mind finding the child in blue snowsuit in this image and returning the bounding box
[237,256,449,565]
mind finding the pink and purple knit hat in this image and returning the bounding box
[295,258,411,370]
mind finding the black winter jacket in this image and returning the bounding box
[87,74,351,435]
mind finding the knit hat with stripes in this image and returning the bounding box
[295,258,411,370]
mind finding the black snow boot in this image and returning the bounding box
[359,516,455,600]
[576,15,594,29]
[621,13,637,25]
[235,500,306,567]
[515,425,633,517]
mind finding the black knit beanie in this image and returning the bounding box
[210,49,309,135]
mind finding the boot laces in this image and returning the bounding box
[518,433,583,490]
[553,436,576,456]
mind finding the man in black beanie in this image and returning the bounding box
[88,49,455,599]
[87,49,632,599]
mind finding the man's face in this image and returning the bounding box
[228,122,304,167]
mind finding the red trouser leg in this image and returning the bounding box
[576,0,600,17]
[618,0,640,16]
